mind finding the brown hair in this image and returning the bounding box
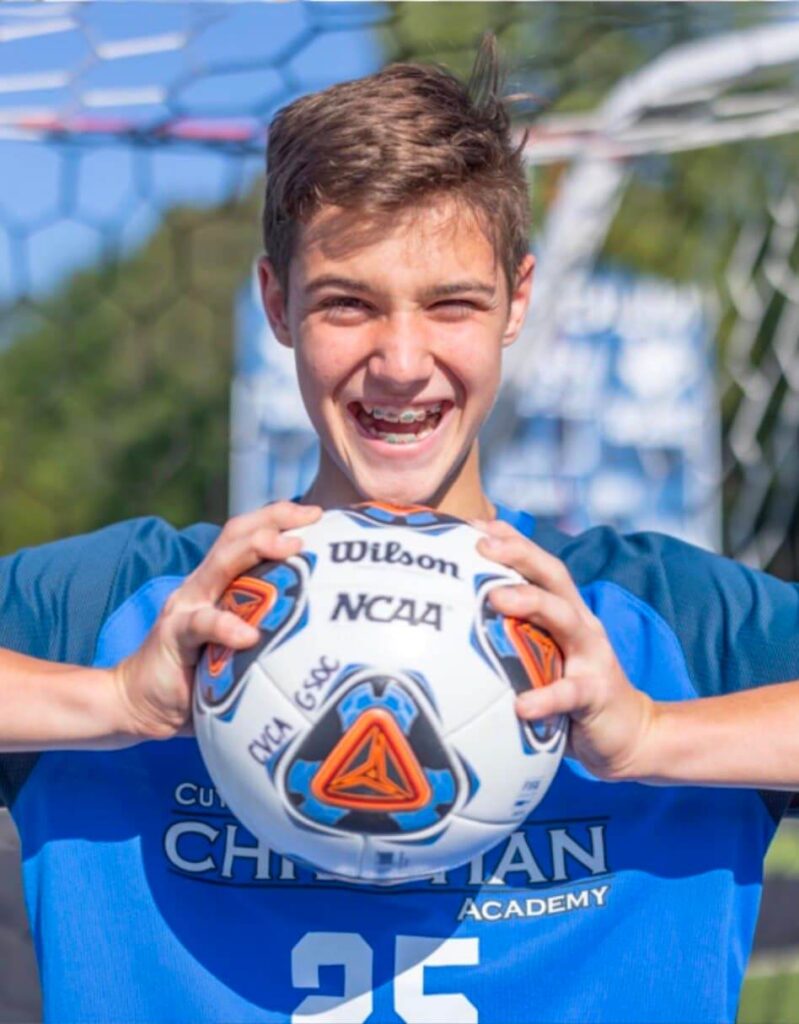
[262,35,530,293]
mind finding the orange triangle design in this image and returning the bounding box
[505,618,563,689]
[207,576,277,677]
[311,708,431,812]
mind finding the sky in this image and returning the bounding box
[0,1,383,306]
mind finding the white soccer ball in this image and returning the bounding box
[194,503,568,884]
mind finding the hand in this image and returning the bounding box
[112,501,322,743]
[474,518,654,781]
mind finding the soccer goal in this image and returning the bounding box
[486,18,799,577]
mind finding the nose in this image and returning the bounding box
[366,318,435,393]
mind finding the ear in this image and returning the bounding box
[502,253,535,348]
[258,256,293,348]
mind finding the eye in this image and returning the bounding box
[323,297,366,308]
[318,296,372,320]
[431,299,481,319]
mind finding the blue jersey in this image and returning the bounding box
[1,506,798,1023]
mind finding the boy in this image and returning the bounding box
[2,40,799,1023]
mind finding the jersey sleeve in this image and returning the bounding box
[622,532,799,699]
[548,524,799,699]
[1,520,140,665]
[544,523,799,818]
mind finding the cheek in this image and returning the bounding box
[296,337,358,406]
[455,343,502,408]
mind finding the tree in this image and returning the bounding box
[0,197,260,552]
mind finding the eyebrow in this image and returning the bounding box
[304,275,496,299]
[421,280,496,300]
[304,275,372,295]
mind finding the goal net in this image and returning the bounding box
[2,4,799,574]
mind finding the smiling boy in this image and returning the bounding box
[2,41,799,1024]
[262,196,526,519]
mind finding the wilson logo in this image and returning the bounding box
[329,540,459,579]
[331,592,443,631]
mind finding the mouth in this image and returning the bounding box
[347,400,454,447]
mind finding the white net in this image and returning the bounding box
[3,3,799,569]
[722,187,799,571]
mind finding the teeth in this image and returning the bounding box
[354,402,444,445]
[358,422,438,444]
[375,426,435,445]
[362,402,443,422]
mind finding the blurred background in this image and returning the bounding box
[1,2,799,1020]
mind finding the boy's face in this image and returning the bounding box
[260,196,533,516]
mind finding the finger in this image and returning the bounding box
[173,607,260,665]
[179,500,321,604]
[515,676,587,720]
[219,501,322,543]
[477,518,522,540]
[489,583,583,654]
[477,529,584,606]
[180,527,303,604]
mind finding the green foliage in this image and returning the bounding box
[0,197,260,553]
[739,970,799,1024]
[765,821,799,878]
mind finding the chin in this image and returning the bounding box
[351,466,449,510]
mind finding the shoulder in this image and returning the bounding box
[1,515,220,594]
[2,515,218,573]
[104,516,220,595]
[535,519,799,695]
[0,516,220,664]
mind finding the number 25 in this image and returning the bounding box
[292,932,479,1023]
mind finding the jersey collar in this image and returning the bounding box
[289,496,536,538]
[494,502,536,538]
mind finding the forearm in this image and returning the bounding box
[627,680,799,789]
[0,649,135,752]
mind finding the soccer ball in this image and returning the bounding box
[194,503,568,884]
